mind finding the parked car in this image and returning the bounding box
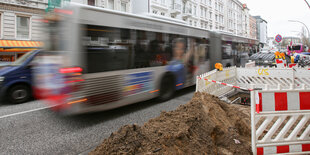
[0,50,42,104]
[249,52,276,67]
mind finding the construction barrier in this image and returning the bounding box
[196,66,237,97]
[196,66,310,96]
[196,66,310,155]
[250,87,310,155]
[245,61,256,68]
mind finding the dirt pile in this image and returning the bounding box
[90,93,252,155]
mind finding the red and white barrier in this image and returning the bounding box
[257,91,310,112]
[257,144,310,155]
[196,67,310,155]
[251,89,310,155]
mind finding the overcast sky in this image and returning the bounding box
[239,0,310,38]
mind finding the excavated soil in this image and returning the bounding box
[90,93,252,155]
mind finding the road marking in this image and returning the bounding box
[0,106,55,119]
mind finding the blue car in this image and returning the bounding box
[0,50,41,104]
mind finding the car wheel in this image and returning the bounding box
[8,85,31,104]
[158,74,175,101]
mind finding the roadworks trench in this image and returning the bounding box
[90,93,252,155]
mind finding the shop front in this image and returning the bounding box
[0,40,43,62]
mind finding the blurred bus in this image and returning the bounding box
[34,3,257,114]
[287,43,308,56]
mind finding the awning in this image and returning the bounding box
[0,40,43,48]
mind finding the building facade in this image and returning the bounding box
[253,16,267,47]
[0,0,47,41]
[0,0,47,61]
[71,0,132,12]
[249,15,257,40]
[132,0,255,38]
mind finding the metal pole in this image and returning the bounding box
[305,0,310,9]
[288,20,310,43]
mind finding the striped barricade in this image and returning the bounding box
[251,88,310,155]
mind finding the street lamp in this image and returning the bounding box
[288,20,310,42]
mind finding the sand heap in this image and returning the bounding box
[90,93,252,155]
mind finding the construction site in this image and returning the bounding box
[90,63,310,155]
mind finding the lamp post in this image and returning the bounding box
[288,20,310,43]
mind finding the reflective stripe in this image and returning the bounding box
[287,92,300,110]
[290,144,302,152]
[274,92,288,111]
[264,146,276,154]
[300,92,310,110]
[258,144,310,154]
[261,92,275,112]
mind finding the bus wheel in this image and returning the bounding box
[7,84,31,104]
[158,74,175,101]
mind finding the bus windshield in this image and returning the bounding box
[289,45,301,51]
[10,51,35,66]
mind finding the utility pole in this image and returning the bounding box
[305,0,310,9]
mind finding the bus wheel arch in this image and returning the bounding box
[158,72,176,101]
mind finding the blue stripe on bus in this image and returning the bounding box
[126,79,151,86]
[127,72,152,78]
[126,76,151,84]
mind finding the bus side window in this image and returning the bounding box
[83,25,133,73]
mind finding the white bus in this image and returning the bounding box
[34,3,257,114]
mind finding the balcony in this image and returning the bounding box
[182,7,192,20]
[170,3,182,15]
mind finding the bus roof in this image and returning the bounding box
[65,2,257,43]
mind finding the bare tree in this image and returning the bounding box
[281,39,290,49]
[301,27,310,48]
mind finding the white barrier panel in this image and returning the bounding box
[245,61,256,68]
[197,66,310,96]
[196,67,237,97]
[237,67,310,90]
[251,88,310,155]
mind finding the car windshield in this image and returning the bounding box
[10,51,35,66]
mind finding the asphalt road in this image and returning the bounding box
[0,86,195,154]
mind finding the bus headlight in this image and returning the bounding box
[0,76,4,82]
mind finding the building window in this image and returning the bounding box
[16,16,30,40]
[161,12,165,16]
[209,12,212,18]
[194,21,197,27]
[108,0,114,9]
[121,2,126,12]
[88,0,95,6]
[189,20,192,25]
[153,10,158,14]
